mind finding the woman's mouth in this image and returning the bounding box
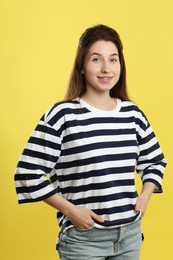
[97,76,113,82]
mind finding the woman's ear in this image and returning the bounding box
[81,69,84,74]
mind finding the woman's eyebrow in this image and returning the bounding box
[90,52,119,56]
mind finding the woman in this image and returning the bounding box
[14,24,167,259]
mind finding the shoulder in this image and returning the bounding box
[43,99,81,126]
[46,99,80,116]
[120,100,142,113]
[120,100,148,126]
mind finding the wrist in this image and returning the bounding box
[62,202,76,218]
[141,182,155,199]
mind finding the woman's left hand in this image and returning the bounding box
[135,193,150,217]
[135,182,156,217]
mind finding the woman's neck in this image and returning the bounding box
[81,92,117,111]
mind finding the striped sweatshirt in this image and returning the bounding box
[14,98,167,247]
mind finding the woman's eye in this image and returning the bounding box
[92,57,101,62]
[110,58,117,63]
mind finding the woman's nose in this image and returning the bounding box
[101,61,111,73]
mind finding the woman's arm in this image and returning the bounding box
[44,194,104,229]
[135,182,155,216]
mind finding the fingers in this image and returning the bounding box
[90,210,104,223]
[135,197,147,217]
[69,206,104,230]
[135,203,141,213]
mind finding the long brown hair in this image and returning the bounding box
[64,24,130,101]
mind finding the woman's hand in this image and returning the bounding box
[44,194,104,229]
[67,205,104,230]
[135,182,156,217]
[135,193,150,217]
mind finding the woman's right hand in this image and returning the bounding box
[44,194,104,230]
[67,205,104,230]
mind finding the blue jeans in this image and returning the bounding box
[59,218,142,260]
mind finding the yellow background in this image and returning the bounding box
[0,0,172,259]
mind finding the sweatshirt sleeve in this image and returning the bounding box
[14,111,62,204]
[136,111,167,193]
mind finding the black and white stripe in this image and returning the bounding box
[14,98,167,233]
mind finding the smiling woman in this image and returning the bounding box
[14,24,167,260]
[64,24,129,102]
[81,41,121,107]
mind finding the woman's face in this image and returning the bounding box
[82,40,121,95]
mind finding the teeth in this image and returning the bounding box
[99,77,111,80]
[99,77,111,79]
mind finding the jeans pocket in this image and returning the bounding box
[76,224,95,232]
[65,226,95,242]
